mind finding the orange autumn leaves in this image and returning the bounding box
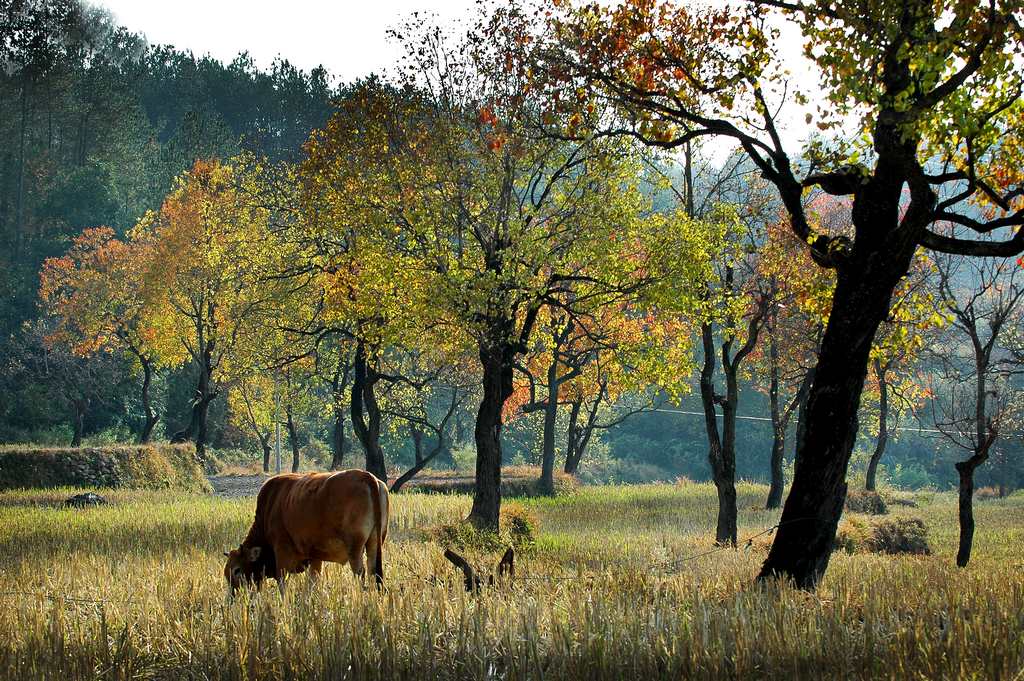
[41,157,290,384]
[40,226,157,361]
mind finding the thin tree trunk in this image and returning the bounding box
[261,436,272,473]
[70,398,86,447]
[330,414,346,470]
[192,352,215,460]
[193,395,213,460]
[411,425,424,466]
[137,356,159,444]
[286,407,300,473]
[469,342,514,531]
[15,78,29,258]
[699,322,735,546]
[564,397,583,475]
[766,429,786,510]
[865,358,889,492]
[330,350,350,470]
[539,355,559,495]
[718,365,741,547]
[766,333,785,509]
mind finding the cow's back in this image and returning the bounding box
[262,471,381,563]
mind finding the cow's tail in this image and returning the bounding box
[366,472,386,588]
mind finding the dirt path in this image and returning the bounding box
[208,475,266,498]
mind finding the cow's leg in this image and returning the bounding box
[272,546,301,598]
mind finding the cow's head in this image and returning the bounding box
[223,544,268,594]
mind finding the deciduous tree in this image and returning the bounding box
[930,253,1024,567]
[545,0,1024,588]
[302,7,719,529]
[39,226,162,442]
[133,157,292,459]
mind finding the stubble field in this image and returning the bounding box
[0,482,1022,680]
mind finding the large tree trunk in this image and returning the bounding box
[865,358,889,491]
[793,365,815,470]
[469,342,514,531]
[955,456,985,567]
[758,223,916,588]
[766,334,785,510]
[138,356,159,444]
[286,407,301,473]
[699,323,736,546]
[539,357,559,496]
[351,342,386,481]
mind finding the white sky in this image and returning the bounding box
[97,0,478,83]
[96,0,827,161]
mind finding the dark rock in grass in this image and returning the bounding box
[65,492,107,508]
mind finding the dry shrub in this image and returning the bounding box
[975,486,1003,501]
[883,491,919,508]
[845,489,888,515]
[836,515,930,555]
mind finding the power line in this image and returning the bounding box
[610,404,948,435]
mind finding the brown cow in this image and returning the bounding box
[223,470,389,594]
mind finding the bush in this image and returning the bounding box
[835,515,930,555]
[0,444,210,492]
[449,444,477,473]
[406,466,577,497]
[889,462,935,490]
[845,489,888,515]
[974,486,1004,501]
[427,502,539,552]
[882,490,918,508]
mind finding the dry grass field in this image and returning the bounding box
[0,482,1021,680]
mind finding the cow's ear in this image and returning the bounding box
[223,551,230,557]
[246,546,262,562]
